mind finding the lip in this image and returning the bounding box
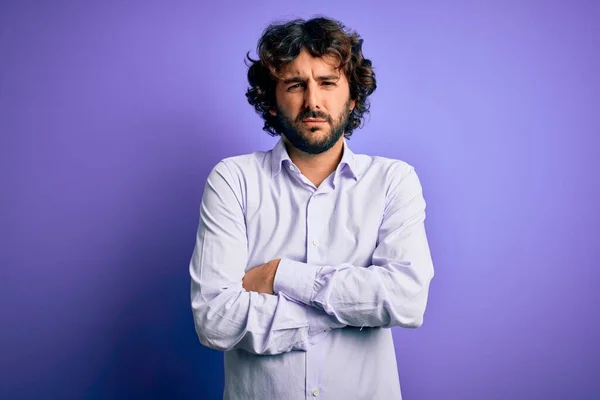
[302,119,327,123]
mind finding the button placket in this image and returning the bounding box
[305,193,328,399]
[306,194,326,262]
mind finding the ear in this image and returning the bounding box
[269,108,277,116]
[350,99,356,112]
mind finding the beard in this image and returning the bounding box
[275,99,352,155]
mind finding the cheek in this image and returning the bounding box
[279,100,303,120]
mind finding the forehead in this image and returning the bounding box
[278,49,342,78]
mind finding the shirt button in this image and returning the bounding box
[312,239,319,246]
[289,164,295,171]
[312,388,320,396]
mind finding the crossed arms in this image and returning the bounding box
[190,161,434,355]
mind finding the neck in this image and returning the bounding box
[283,136,345,178]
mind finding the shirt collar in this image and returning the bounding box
[270,137,359,181]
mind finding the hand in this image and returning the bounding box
[242,259,281,294]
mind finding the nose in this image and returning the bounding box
[303,81,321,110]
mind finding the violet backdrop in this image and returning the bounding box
[1,1,599,399]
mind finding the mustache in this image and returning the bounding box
[296,108,332,123]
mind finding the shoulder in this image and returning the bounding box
[355,154,427,219]
[355,152,417,185]
[209,149,267,181]
[205,150,269,208]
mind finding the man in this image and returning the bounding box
[190,16,435,399]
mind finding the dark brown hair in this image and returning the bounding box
[245,16,377,138]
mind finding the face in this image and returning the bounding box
[270,48,356,155]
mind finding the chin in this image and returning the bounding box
[305,134,331,144]
[304,127,329,136]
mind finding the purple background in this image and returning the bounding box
[1,1,599,399]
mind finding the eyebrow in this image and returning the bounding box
[282,75,340,85]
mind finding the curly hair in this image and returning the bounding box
[245,16,377,138]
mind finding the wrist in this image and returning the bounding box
[271,258,281,271]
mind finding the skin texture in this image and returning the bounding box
[242,48,356,294]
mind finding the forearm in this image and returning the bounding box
[191,279,345,355]
[274,217,434,329]
[274,258,433,329]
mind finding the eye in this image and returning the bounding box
[287,83,304,91]
[322,81,337,87]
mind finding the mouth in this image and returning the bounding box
[301,119,327,124]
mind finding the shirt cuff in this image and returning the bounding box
[273,258,321,305]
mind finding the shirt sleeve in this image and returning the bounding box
[273,164,435,329]
[190,161,346,355]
